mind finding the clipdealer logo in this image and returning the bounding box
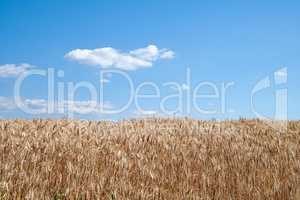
[251,67,288,132]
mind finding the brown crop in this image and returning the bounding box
[0,118,299,199]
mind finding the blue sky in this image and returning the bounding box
[0,0,299,120]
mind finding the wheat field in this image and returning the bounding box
[0,118,299,200]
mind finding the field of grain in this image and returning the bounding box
[0,118,299,199]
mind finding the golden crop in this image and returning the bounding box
[0,118,299,199]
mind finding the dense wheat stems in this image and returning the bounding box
[0,118,299,199]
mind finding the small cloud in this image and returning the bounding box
[129,45,159,61]
[0,97,46,112]
[0,97,113,116]
[0,63,35,78]
[0,96,16,110]
[26,99,114,115]
[133,109,157,117]
[24,99,48,108]
[159,49,175,59]
[0,98,49,113]
[65,45,175,71]
[62,100,113,114]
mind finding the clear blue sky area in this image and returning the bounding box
[0,0,299,120]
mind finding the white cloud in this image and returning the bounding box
[0,97,113,115]
[132,109,180,118]
[133,109,157,117]
[0,97,48,112]
[28,99,114,115]
[0,97,16,110]
[0,63,35,78]
[62,100,113,114]
[65,45,175,70]
[24,99,48,108]
[129,45,159,61]
[159,49,175,59]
